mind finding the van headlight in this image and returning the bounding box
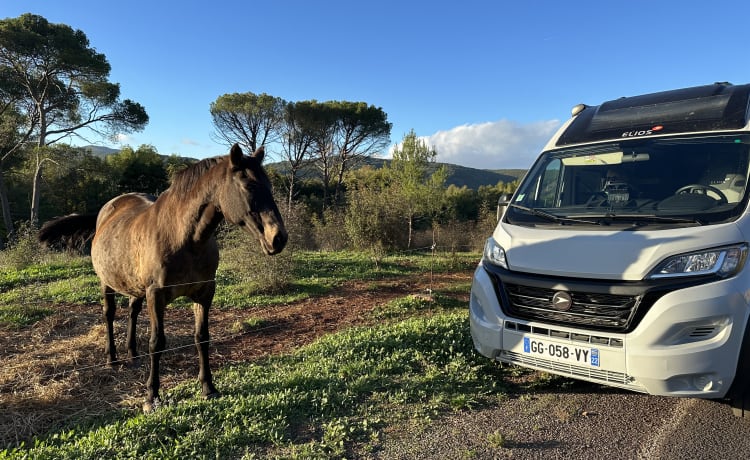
[483,237,508,269]
[648,244,748,279]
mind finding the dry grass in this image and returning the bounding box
[0,303,192,447]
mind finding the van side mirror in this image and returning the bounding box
[497,194,512,221]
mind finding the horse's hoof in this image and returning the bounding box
[125,358,141,369]
[203,391,221,401]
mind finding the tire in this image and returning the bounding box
[731,393,749,418]
[728,317,750,418]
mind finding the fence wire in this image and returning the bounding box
[0,244,480,391]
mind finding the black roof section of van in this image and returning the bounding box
[556,82,750,147]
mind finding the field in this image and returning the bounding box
[0,249,551,458]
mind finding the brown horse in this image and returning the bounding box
[39,144,287,411]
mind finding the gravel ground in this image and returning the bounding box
[368,385,750,459]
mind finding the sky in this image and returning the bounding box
[4,0,750,169]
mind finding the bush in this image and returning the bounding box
[0,222,45,270]
[281,201,316,251]
[344,187,404,251]
[312,208,349,251]
[218,224,295,294]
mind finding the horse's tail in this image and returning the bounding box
[38,213,98,252]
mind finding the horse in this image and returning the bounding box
[38,144,287,412]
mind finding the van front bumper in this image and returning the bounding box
[469,263,750,398]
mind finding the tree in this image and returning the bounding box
[444,184,479,221]
[210,92,286,154]
[477,180,519,213]
[307,102,338,209]
[0,61,27,241]
[209,94,391,212]
[301,101,391,209]
[279,100,317,211]
[344,166,402,250]
[327,101,391,206]
[0,13,148,225]
[389,129,447,248]
[106,145,168,194]
[39,145,116,217]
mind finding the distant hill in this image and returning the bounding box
[267,156,525,190]
[80,145,119,158]
[78,145,195,164]
[436,163,526,189]
[78,145,526,190]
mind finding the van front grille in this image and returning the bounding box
[503,283,639,331]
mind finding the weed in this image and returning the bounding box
[229,317,269,334]
[371,294,435,319]
[487,429,507,448]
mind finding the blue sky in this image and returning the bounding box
[5,0,750,169]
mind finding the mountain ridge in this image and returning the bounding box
[79,145,526,190]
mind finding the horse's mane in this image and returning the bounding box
[169,156,225,196]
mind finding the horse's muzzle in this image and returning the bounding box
[261,225,288,255]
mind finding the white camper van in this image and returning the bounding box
[469,82,750,417]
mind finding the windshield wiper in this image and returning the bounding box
[509,204,705,227]
[508,203,602,225]
[595,213,705,226]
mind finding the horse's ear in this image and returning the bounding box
[230,143,244,167]
[251,146,265,163]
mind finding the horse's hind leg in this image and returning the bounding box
[144,286,167,412]
[194,292,219,399]
[125,296,144,366]
[102,285,117,366]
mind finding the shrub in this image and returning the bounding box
[282,201,316,251]
[0,222,45,270]
[218,224,294,294]
[312,208,349,251]
[344,187,404,251]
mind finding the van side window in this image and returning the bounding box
[536,159,561,207]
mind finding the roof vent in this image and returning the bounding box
[571,103,587,117]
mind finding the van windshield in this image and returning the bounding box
[507,135,750,228]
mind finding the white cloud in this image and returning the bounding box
[397,119,562,170]
[181,138,201,146]
[114,133,131,144]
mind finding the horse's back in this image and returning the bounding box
[96,193,156,230]
[91,193,157,296]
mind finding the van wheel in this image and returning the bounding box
[731,389,749,418]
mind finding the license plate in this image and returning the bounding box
[522,336,600,367]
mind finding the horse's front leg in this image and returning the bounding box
[194,285,219,399]
[125,296,144,366]
[101,285,117,366]
[144,287,166,413]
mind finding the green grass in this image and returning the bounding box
[0,249,530,459]
[1,311,513,459]
[0,258,94,292]
[0,250,480,325]
[293,250,478,285]
[0,258,98,327]
[0,304,55,327]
